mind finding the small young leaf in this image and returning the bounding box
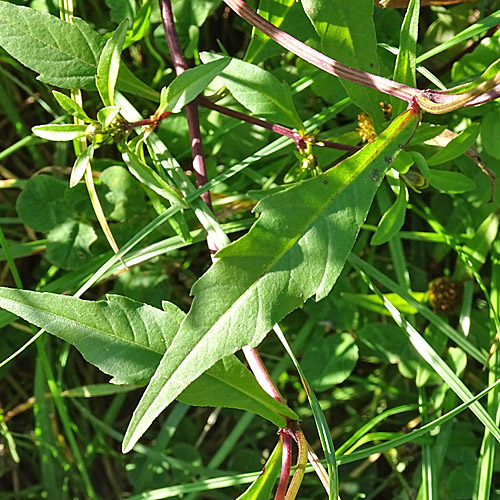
[32,124,89,142]
[70,144,95,188]
[410,151,431,178]
[96,106,121,129]
[164,58,230,113]
[52,91,93,122]
[122,109,420,453]
[427,124,480,166]
[96,19,129,107]
[428,169,476,193]
[201,52,304,130]
[371,183,408,246]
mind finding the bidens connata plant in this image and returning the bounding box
[0,0,499,498]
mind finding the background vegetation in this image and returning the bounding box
[1,0,500,499]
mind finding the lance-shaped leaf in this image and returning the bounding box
[123,108,420,452]
[0,289,296,427]
[96,19,129,107]
[32,124,89,141]
[200,52,304,130]
[162,58,231,113]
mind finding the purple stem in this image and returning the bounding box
[243,346,285,403]
[198,96,359,152]
[275,430,293,500]
[159,0,286,404]
[222,0,500,113]
[160,0,212,211]
[222,0,420,104]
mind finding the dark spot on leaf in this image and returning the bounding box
[398,144,404,149]
[384,156,393,164]
[323,180,328,185]
[372,169,379,182]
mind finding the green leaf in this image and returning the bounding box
[46,220,97,270]
[391,0,419,116]
[0,3,158,100]
[70,144,94,188]
[0,289,296,427]
[357,322,420,366]
[122,109,420,453]
[244,0,295,64]
[426,124,480,166]
[428,169,476,193]
[410,151,431,178]
[96,19,128,107]
[371,183,408,246]
[301,334,358,391]
[32,124,89,142]
[96,106,121,129]
[52,91,93,122]
[341,291,426,316]
[0,3,102,89]
[301,0,384,128]
[120,142,187,207]
[236,438,282,500]
[200,52,304,130]
[481,109,500,160]
[105,0,136,23]
[100,166,147,221]
[164,58,231,113]
[16,176,73,232]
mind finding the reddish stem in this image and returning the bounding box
[198,96,359,152]
[243,346,286,403]
[159,0,213,211]
[275,430,293,500]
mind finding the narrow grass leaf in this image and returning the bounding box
[244,0,295,64]
[353,266,500,443]
[122,109,419,453]
[274,325,338,499]
[391,0,419,116]
[0,288,295,427]
[349,254,486,363]
[96,19,128,106]
[236,438,282,500]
